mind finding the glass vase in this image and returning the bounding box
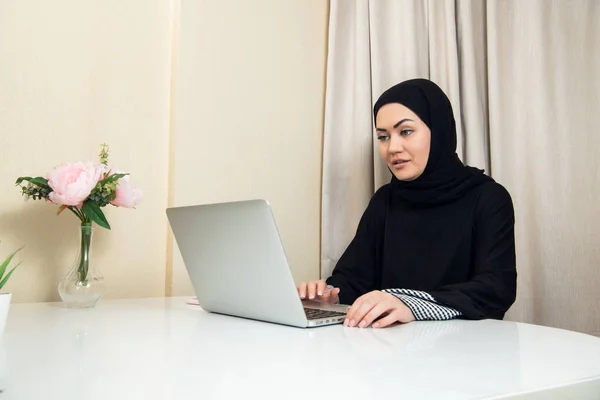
[58,222,106,308]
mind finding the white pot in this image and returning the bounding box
[0,293,11,335]
[0,334,5,392]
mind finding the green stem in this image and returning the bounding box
[67,206,88,223]
[67,207,83,222]
[78,208,88,222]
[77,222,93,285]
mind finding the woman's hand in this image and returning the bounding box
[345,291,415,328]
[297,280,340,304]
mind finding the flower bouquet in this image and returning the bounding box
[15,144,142,307]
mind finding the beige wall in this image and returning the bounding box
[169,0,330,295]
[0,0,330,302]
[0,1,175,302]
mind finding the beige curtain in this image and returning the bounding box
[321,0,600,335]
[487,0,600,335]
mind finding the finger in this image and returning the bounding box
[323,287,340,304]
[298,282,307,299]
[372,311,400,328]
[346,297,366,324]
[348,301,376,328]
[345,292,372,323]
[344,298,361,326]
[307,281,318,300]
[357,302,390,328]
[316,280,327,296]
[331,287,340,303]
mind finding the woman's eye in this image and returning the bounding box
[400,129,413,136]
[377,135,389,141]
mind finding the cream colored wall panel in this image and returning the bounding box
[171,0,329,295]
[0,1,174,302]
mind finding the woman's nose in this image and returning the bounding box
[388,134,404,153]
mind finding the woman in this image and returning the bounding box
[298,78,517,328]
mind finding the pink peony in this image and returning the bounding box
[110,175,143,208]
[48,162,104,207]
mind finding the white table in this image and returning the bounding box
[1,297,599,399]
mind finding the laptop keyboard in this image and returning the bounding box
[304,307,346,320]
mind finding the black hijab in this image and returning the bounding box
[373,78,492,206]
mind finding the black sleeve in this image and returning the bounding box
[428,183,518,319]
[325,188,387,305]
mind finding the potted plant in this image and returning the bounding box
[0,244,22,335]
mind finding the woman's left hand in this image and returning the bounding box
[344,291,415,328]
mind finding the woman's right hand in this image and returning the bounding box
[297,280,340,304]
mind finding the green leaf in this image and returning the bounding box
[82,201,111,230]
[15,176,51,190]
[99,173,128,185]
[15,176,31,185]
[0,263,21,290]
[29,177,49,188]
[0,246,23,283]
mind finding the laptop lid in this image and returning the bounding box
[166,199,310,327]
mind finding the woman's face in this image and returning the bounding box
[375,103,431,182]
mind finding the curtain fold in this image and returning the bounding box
[321,0,373,278]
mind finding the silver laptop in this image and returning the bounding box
[166,199,348,328]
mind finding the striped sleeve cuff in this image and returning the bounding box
[382,288,462,321]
